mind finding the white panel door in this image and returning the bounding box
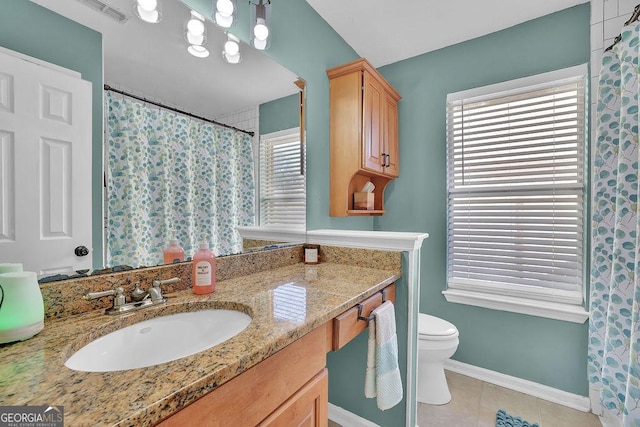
[0,49,92,275]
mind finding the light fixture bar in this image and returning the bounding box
[249,0,271,50]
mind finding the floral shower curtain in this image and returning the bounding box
[105,92,255,267]
[589,21,640,426]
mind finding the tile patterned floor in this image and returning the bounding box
[417,371,602,427]
[329,371,602,427]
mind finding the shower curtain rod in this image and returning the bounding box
[605,3,640,52]
[103,84,255,137]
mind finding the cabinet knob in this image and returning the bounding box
[384,154,390,167]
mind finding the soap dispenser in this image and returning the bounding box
[192,236,215,295]
[163,231,185,264]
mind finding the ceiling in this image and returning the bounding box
[305,0,589,67]
[30,0,589,119]
[32,0,299,119]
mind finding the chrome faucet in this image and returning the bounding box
[82,277,180,315]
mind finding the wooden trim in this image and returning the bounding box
[332,284,396,351]
[326,58,401,101]
[295,78,306,176]
[325,321,334,353]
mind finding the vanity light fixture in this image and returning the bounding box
[222,33,241,64]
[185,10,210,58]
[213,0,236,28]
[134,0,162,23]
[249,0,271,51]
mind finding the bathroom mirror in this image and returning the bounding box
[10,0,304,279]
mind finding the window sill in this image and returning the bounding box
[442,289,589,323]
[236,225,306,243]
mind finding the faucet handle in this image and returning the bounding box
[83,287,126,308]
[148,277,179,303]
[152,277,180,288]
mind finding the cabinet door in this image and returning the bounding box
[362,72,384,174]
[383,94,399,177]
[259,369,328,427]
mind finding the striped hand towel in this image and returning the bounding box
[364,300,403,410]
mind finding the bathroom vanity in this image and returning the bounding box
[0,246,401,426]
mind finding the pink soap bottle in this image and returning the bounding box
[192,237,215,295]
[163,231,185,264]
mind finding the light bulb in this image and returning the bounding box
[137,0,157,12]
[253,18,269,41]
[224,40,239,56]
[252,38,267,50]
[216,0,234,17]
[187,18,205,36]
[215,12,233,28]
[186,32,205,46]
[223,52,241,64]
[188,45,210,58]
[136,5,160,23]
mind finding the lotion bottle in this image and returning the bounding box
[192,238,215,294]
[163,231,185,264]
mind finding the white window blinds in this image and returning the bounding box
[259,129,306,226]
[446,66,587,305]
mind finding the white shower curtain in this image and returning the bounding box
[589,21,640,427]
[105,92,255,267]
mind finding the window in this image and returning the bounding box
[259,128,306,227]
[443,65,588,323]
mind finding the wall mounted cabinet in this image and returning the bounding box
[328,58,401,216]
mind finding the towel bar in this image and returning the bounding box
[357,288,388,323]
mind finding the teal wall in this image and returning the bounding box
[1,0,593,423]
[259,93,299,135]
[0,1,104,268]
[376,4,591,396]
[184,0,375,231]
[186,1,413,424]
[187,0,593,419]
[326,254,412,426]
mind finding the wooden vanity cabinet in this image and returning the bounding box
[258,369,328,427]
[157,325,328,427]
[157,283,395,427]
[328,58,401,216]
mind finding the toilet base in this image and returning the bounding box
[417,361,451,405]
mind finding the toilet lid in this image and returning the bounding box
[418,314,458,338]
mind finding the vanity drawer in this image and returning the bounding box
[332,283,395,351]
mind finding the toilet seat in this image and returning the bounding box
[418,314,458,341]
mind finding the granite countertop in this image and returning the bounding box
[0,262,400,426]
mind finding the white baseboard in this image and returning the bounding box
[444,359,591,412]
[328,403,380,427]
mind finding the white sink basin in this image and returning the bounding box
[65,309,251,372]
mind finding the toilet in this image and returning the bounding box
[417,313,459,405]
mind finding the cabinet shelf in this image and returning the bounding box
[347,209,386,216]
